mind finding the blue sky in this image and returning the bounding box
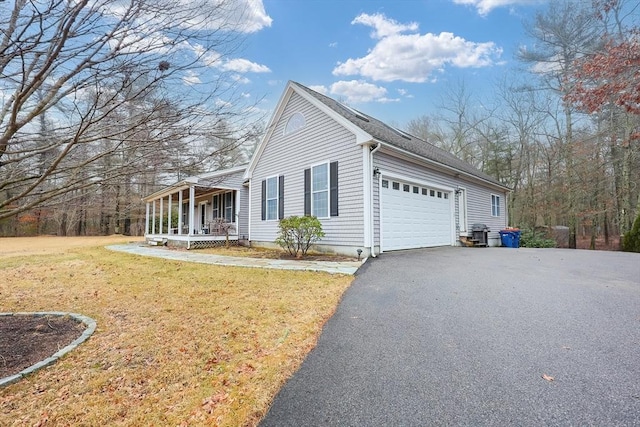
[217,0,548,126]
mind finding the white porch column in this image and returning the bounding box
[168,194,173,234]
[151,200,156,234]
[145,202,150,235]
[178,190,183,235]
[159,197,164,235]
[189,185,195,235]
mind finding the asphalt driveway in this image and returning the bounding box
[260,247,640,426]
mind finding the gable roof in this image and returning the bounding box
[290,81,508,190]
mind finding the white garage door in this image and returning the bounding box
[381,179,453,251]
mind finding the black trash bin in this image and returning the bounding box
[471,223,490,247]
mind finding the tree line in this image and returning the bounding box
[1,0,638,250]
[0,0,263,236]
[406,0,639,249]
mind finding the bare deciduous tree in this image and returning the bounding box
[0,0,263,223]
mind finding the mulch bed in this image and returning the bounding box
[0,315,85,379]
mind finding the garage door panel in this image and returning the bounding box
[381,179,452,251]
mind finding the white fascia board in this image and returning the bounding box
[198,165,247,180]
[143,181,193,202]
[374,141,511,193]
[245,82,374,181]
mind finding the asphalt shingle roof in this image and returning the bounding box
[292,81,506,188]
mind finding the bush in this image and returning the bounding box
[622,211,640,253]
[519,228,556,248]
[275,215,325,258]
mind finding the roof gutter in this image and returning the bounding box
[373,140,511,192]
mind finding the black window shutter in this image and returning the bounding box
[330,161,338,217]
[304,168,311,216]
[278,175,285,220]
[261,180,266,221]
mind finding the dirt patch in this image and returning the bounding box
[0,315,85,379]
[194,246,360,262]
[575,236,622,251]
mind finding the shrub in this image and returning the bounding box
[519,228,556,248]
[275,215,325,258]
[622,211,640,253]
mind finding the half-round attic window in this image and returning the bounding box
[284,112,305,135]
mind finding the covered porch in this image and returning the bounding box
[143,172,245,250]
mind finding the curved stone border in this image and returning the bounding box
[0,312,97,388]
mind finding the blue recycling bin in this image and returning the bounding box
[500,229,521,248]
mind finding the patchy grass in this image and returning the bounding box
[0,237,352,426]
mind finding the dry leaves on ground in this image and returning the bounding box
[0,236,352,426]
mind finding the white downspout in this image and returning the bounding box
[369,143,381,257]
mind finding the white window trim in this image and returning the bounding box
[491,193,501,217]
[265,175,279,221]
[284,112,306,136]
[311,162,330,219]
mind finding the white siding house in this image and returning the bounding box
[144,81,509,255]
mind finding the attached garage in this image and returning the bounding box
[381,178,453,251]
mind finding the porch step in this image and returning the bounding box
[148,237,167,246]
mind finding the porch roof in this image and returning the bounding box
[142,165,247,202]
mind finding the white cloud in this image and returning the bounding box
[220,58,271,73]
[231,74,251,84]
[308,85,328,95]
[352,13,418,39]
[333,13,502,83]
[104,0,272,33]
[190,44,269,73]
[452,0,543,16]
[328,80,398,104]
[183,70,202,85]
[398,88,414,98]
[176,0,272,32]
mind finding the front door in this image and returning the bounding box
[200,203,207,231]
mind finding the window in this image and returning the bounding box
[437,191,442,198]
[212,195,220,219]
[312,163,329,218]
[224,192,234,222]
[284,112,305,135]
[382,179,389,188]
[304,162,337,218]
[430,189,435,197]
[444,193,449,199]
[392,182,400,190]
[422,188,428,196]
[403,184,410,192]
[200,203,206,227]
[262,176,284,221]
[492,194,501,217]
[413,186,419,194]
[266,177,278,220]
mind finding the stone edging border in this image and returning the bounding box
[0,312,97,388]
